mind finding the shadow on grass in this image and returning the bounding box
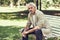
[0,26,23,40]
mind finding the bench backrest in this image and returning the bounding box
[45,15,60,37]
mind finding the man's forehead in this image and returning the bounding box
[28,5,34,8]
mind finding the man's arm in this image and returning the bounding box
[22,26,39,35]
[24,22,31,31]
[24,13,32,31]
[26,26,39,34]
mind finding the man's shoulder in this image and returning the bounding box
[36,10,44,15]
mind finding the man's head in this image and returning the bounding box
[26,2,37,14]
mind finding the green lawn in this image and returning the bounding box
[0,19,36,40]
[0,26,22,40]
[0,19,27,27]
[0,26,37,40]
[0,19,27,40]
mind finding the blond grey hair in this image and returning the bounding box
[26,2,37,9]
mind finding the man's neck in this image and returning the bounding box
[32,10,36,15]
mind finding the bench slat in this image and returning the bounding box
[45,15,60,38]
[52,33,60,37]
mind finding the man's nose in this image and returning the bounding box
[29,9,32,11]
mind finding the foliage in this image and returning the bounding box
[53,0,60,4]
[0,13,17,19]
[25,0,34,3]
[0,0,60,7]
[0,13,27,19]
[0,26,23,40]
[0,0,9,6]
[13,0,17,6]
[41,0,60,10]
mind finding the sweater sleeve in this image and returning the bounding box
[26,13,32,27]
[36,11,45,29]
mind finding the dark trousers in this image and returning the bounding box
[22,28,43,40]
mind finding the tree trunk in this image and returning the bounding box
[9,0,14,7]
[16,0,21,7]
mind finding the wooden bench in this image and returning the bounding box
[19,15,60,40]
[45,15,60,40]
[28,15,60,40]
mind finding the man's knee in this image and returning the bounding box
[35,29,42,34]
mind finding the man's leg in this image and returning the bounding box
[35,29,43,40]
[22,34,28,40]
[22,28,35,40]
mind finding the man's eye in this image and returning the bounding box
[28,7,33,9]
[28,8,30,9]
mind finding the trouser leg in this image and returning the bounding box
[22,35,28,40]
[35,29,43,40]
[22,28,35,40]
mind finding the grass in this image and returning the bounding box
[0,19,37,40]
[0,26,38,40]
[0,26,22,40]
[0,19,27,40]
[0,19,27,27]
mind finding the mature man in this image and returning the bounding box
[21,2,50,40]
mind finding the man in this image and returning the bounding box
[21,2,50,40]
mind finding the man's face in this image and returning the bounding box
[28,6,36,14]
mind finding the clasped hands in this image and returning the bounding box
[22,26,40,37]
[22,30,28,37]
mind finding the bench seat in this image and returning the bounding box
[45,15,60,40]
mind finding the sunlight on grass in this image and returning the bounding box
[0,19,27,27]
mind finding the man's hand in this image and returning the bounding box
[22,26,40,37]
[22,26,40,35]
[22,31,28,35]
[22,31,29,37]
[22,33,26,37]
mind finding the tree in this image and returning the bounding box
[9,0,14,7]
[25,0,34,3]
